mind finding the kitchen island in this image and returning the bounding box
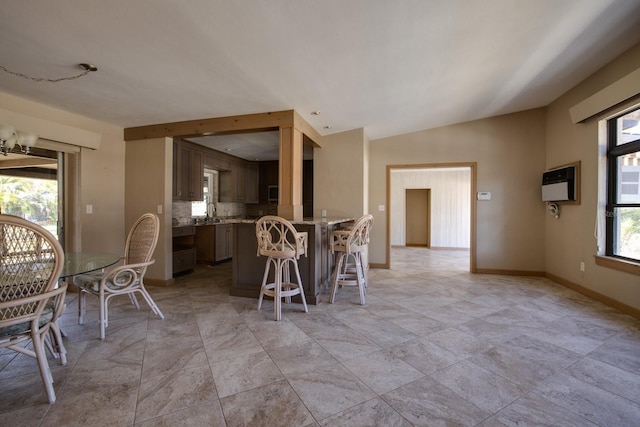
[229,217,355,304]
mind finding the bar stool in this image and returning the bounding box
[256,216,308,321]
[329,214,373,305]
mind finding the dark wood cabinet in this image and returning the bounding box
[204,153,231,171]
[194,223,233,264]
[172,226,196,275]
[195,225,215,263]
[215,224,233,262]
[220,161,259,203]
[235,162,246,202]
[259,161,279,204]
[219,167,234,202]
[256,160,310,211]
[244,163,259,204]
[173,141,204,201]
[303,160,313,217]
[174,141,259,204]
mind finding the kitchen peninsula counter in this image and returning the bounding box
[229,217,355,304]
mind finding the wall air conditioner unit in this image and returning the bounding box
[542,165,576,202]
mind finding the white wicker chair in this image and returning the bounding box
[256,216,308,321]
[0,214,67,404]
[75,213,164,339]
[329,214,373,305]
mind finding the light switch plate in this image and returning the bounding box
[477,192,492,201]
[378,204,385,211]
[86,204,93,214]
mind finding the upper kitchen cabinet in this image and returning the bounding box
[219,160,259,203]
[244,163,259,204]
[204,153,231,171]
[173,140,204,201]
[303,159,313,217]
[259,161,279,204]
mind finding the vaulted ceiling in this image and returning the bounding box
[2,0,640,143]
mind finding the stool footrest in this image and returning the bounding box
[261,282,304,298]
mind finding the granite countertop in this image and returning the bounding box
[222,216,356,226]
[173,216,356,227]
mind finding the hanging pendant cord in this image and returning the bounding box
[0,64,97,83]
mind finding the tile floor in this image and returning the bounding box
[1,247,640,426]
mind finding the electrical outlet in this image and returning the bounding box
[580,261,585,272]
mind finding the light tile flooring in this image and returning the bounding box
[1,247,640,426]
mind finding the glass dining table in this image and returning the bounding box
[56,252,121,338]
[60,252,121,279]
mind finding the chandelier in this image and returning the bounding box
[0,125,39,156]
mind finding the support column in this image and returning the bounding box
[278,126,303,220]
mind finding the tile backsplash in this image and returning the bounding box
[172,201,279,224]
[172,200,247,224]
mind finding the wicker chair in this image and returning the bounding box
[329,214,373,305]
[256,216,308,321]
[75,213,164,339]
[0,214,67,404]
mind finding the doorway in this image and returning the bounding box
[405,188,430,247]
[386,163,476,272]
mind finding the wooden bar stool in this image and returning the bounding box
[256,216,308,321]
[329,214,373,305]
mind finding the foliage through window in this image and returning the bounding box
[606,107,640,262]
[0,176,58,237]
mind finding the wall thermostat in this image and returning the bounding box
[477,192,492,201]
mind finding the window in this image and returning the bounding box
[0,175,58,238]
[605,107,640,262]
[191,171,217,217]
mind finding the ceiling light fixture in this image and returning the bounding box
[0,62,98,83]
[311,111,321,116]
[323,125,333,129]
[0,125,39,156]
[79,63,98,72]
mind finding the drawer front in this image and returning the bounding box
[173,248,196,273]
[173,226,195,237]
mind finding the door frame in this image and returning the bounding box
[385,162,477,272]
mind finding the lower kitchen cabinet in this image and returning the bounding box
[195,225,216,264]
[215,224,233,262]
[194,223,233,264]
[172,226,196,275]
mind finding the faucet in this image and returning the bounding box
[206,196,216,220]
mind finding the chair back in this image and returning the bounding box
[336,214,373,253]
[124,213,159,271]
[255,216,306,259]
[0,214,64,329]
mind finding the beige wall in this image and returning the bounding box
[545,42,640,311]
[125,137,173,281]
[314,128,369,218]
[0,91,126,254]
[369,109,547,271]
